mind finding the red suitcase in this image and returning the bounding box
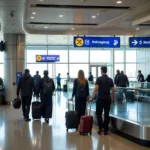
[80,102,93,135]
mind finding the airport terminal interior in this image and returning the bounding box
[0,0,150,149]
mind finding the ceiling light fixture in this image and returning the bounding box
[32,12,36,15]
[92,16,96,19]
[116,1,122,4]
[71,28,75,30]
[136,28,140,31]
[31,16,34,19]
[44,26,48,29]
[59,15,64,18]
[97,13,100,16]
[40,0,43,1]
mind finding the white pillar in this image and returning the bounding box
[4,34,25,103]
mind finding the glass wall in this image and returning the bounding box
[26,35,150,81]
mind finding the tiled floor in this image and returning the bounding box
[0,92,149,150]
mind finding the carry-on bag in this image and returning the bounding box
[65,99,78,132]
[12,98,21,109]
[80,101,93,135]
[32,99,42,120]
[63,84,67,92]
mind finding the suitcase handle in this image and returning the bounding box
[86,101,92,116]
[68,99,75,111]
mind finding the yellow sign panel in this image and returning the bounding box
[75,38,84,47]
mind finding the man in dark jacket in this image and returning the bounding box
[88,72,94,82]
[37,70,55,123]
[114,70,120,86]
[17,69,36,122]
[117,71,129,87]
[138,70,144,82]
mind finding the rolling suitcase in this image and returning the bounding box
[63,84,67,92]
[80,102,93,135]
[32,100,42,120]
[65,100,79,132]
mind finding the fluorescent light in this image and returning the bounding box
[116,1,122,4]
[59,15,64,18]
[31,16,34,19]
[71,28,75,30]
[136,28,140,31]
[92,16,96,19]
[32,12,36,15]
[44,26,48,29]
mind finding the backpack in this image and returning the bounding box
[43,78,53,95]
[76,81,87,98]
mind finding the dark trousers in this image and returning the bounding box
[57,82,61,90]
[21,96,32,119]
[75,96,87,124]
[96,99,111,131]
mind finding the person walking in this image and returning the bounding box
[117,71,129,87]
[33,71,41,88]
[37,70,55,123]
[137,70,144,82]
[17,69,36,122]
[56,73,61,91]
[88,72,94,82]
[114,70,120,86]
[89,66,115,135]
[71,70,89,123]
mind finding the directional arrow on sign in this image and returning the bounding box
[132,40,138,45]
[113,40,118,46]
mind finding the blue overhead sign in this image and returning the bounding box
[16,72,22,85]
[74,37,120,48]
[36,55,60,62]
[129,37,150,48]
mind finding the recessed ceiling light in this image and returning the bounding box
[136,28,140,31]
[44,26,48,29]
[92,16,96,19]
[97,13,100,16]
[71,28,75,30]
[32,12,36,15]
[40,0,43,1]
[31,16,34,19]
[116,1,122,4]
[59,15,64,18]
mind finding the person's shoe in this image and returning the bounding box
[97,129,103,135]
[25,118,31,122]
[104,131,109,135]
[23,117,26,120]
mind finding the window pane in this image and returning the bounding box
[0,52,4,63]
[69,50,88,63]
[69,64,89,78]
[126,64,136,78]
[126,50,136,62]
[0,64,4,79]
[55,64,68,78]
[114,51,124,62]
[114,64,124,76]
[27,64,47,77]
[48,49,68,63]
[27,50,47,63]
[90,50,110,63]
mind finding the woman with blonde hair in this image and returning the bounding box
[71,70,89,123]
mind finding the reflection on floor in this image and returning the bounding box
[0,92,149,150]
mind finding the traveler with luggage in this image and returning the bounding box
[33,71,41,88]
[89,66,115,135]
[71,70,89,124]
[114,70,120,86]
[137,70,144,82]
[37,70,55,123]
[56,73,61,91]
[17,69,36,122]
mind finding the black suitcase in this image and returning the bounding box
[65,100,78,132]
[125,90,135,101]
[32,101,42,119]
[63,84,67,92]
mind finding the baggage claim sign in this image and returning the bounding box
[74,37,120,48]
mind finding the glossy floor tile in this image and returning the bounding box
[0,92,149,150]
